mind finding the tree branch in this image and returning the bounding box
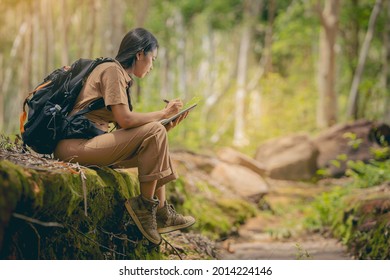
[12,213,64,228]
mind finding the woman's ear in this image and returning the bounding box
[136,50,143,61]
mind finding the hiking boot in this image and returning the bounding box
[156,202,196,234]
[125,195,161,245]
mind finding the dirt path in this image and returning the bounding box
[218,178,352,260]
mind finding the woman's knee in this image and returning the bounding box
[138,122,168,153]
[144,122,167,137]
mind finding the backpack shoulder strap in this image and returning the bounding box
[71,98,105,117]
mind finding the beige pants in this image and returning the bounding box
[54,122,177,188]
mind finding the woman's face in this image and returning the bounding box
[133,48,158,78]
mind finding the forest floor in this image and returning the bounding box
[217,178,353,260]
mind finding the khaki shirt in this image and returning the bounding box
[70,60,132,132]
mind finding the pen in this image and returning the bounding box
[163,99,169,104]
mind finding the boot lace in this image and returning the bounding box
[151,204,159,229]
[167,204,181,222]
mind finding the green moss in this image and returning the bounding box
[96,167,138,199]
[1,153,259,259]
[0,159,162,260]
[217,198,258,225]
[167,177,258,240]
[306,183,390,259]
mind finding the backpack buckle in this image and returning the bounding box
[49,104,62,115]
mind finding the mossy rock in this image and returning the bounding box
[0,148,261,260]
[332,187,390,259]
[0,159,160,259]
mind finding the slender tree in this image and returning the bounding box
[21,1,33,96]
[0,55,3,132]
[85,0,98,58]
[382,0,390,123]
[134,0,150,27]
[248,0,271,120]
[339,0,360,80]
[31,0,40,84]
[60,0,70,65]
[175,10,187,100]
[233,0,262,147]
[346,0,383,119]
[264,0,275,74]
[317,0,340,128]
[41,0,54,74]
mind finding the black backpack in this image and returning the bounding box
[20,57,115,154]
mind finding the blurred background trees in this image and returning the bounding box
[0,0,388,154]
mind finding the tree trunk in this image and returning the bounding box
[199,31,237,143]
[264,0,275,74]
[111,0,125,56]
[31,0,40,85]
[82,0,98,58]
[317,0,340,128]
[248,1,268,121]
[233,0,262,147]
[0,55,3,132]
[127,0,151,102]
[346,0,383,119]
[233,25,250,147]
[175,10,187,100]
[200,30,219,139]
[22,1,33,92]
[41,0,54,74]
[349,0,360,77]
[159,47,172,99]
[134,0,150,27]
[1,22,28,108]
[60,0,70,65]
[383,1,390,123]
[99,0,108,56]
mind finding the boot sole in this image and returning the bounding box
[125,200,162,245]
[158,217,196,234]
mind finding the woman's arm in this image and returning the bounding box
[111,99,183,129]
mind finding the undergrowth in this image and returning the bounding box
[305,158,390,259]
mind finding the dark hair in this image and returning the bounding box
[115,28,159,69]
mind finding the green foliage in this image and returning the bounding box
[272,0,319,76]
[204,0,243,30]
[370,146,390,161]
[305,158,390,259]
[295,243,312,260]
[167,177,257,240]
[343,132,363,150]
[309,158,390,228]
[243,71,319,153]
[1,0,389,153]
[303,186,351,231]
[346,160,390,188]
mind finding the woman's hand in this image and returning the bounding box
[163,99,183,118]
[164,111,189,132]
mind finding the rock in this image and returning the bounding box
[210,162,269,202]
[313,119,380,177]
[171,150,218,173]
[217,147,268,177]
[0,159,156,260]
[254,133,319,180]
[339,184,390,259]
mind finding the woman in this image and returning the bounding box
[54,28,195,245]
